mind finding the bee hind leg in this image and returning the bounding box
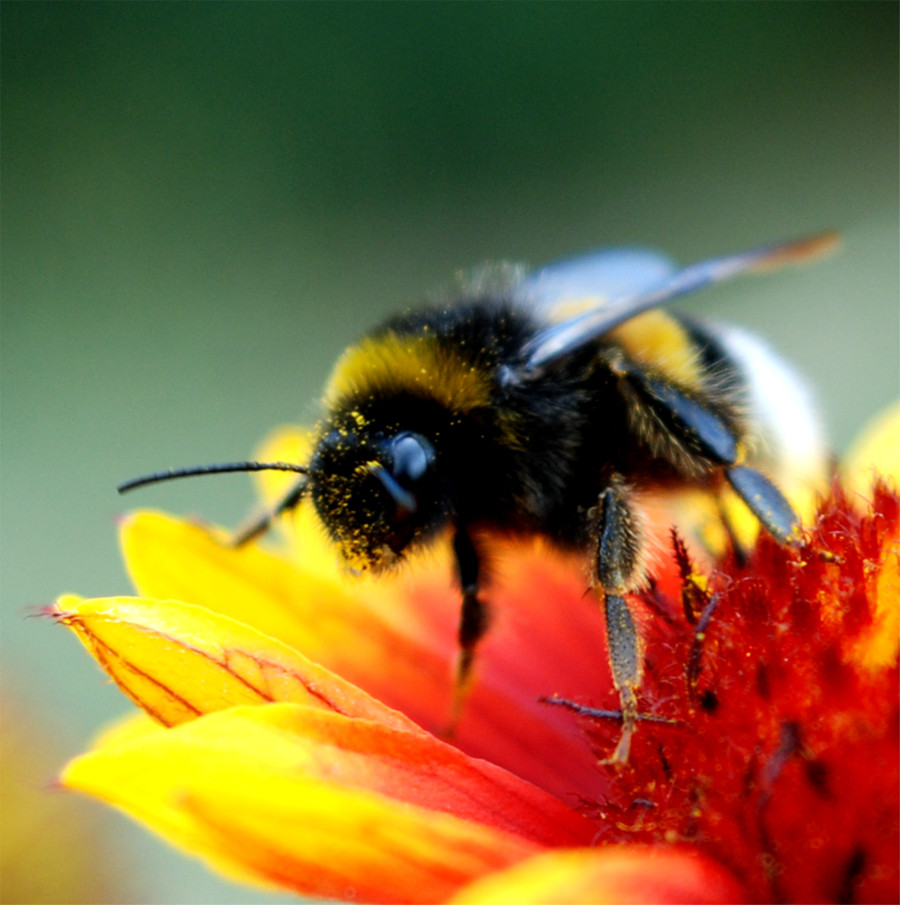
[602,593,642,765]
[591,475,647,766]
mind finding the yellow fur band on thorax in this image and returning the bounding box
[323,331,492,413]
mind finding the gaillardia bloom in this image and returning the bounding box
[55,419,898,904]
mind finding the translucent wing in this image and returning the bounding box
[509,232,837,381]
[514,248,677,314]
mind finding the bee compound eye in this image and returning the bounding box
[390,432,434,484]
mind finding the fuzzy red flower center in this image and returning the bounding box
[553,482,898,903]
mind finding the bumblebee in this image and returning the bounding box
[120,232,834,763]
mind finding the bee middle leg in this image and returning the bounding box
[591,474,646,766]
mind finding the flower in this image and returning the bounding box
[55,414,898,903]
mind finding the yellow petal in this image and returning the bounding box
[449,846,744,904]
[844,400,900,500]
[849,527,900,673]
[119,510,454,721]
[53,594,423,731]
[838,401,900,672]
[90,711,163,749]
[62,704,566,902]
[250,425,328,558]
[252,423,312,488]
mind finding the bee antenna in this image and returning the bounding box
[117,462,310,494]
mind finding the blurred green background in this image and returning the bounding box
[2,3,897,902]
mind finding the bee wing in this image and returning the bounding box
[511,231,837,380]
[514,248,677,314]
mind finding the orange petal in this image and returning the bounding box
[53,594,422,732]
[254,431,683,803]
[397,542,638,804]
[62,704,594,902]
[449,846,744,905]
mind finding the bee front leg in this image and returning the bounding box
[229,478,308,547]
[447,526,491,736]
[591,474,645,766]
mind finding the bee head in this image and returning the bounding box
[309,426,446,572]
